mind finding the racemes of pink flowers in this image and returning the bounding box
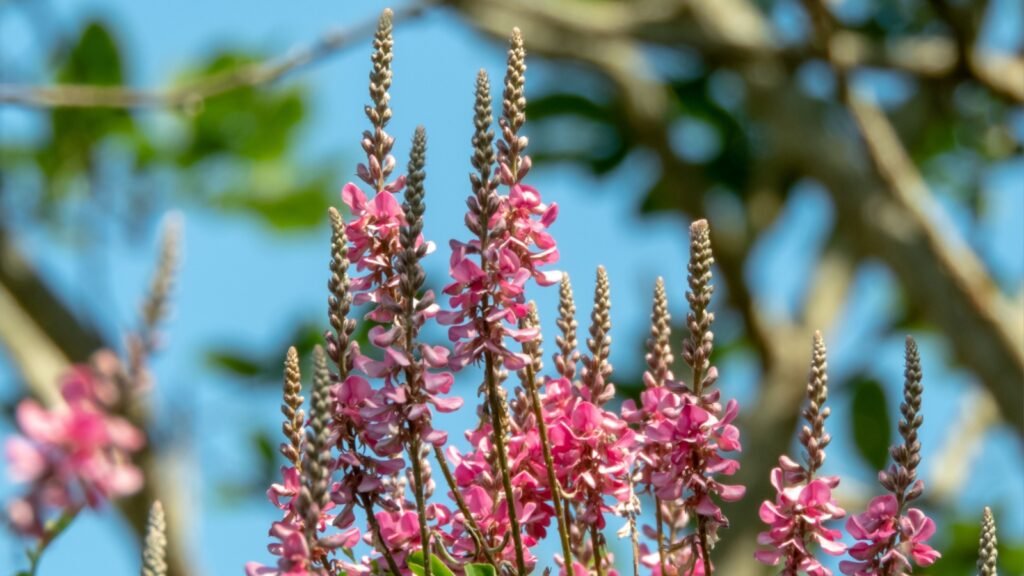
[545,378,635,531]
[839,495,939,576]
[755,333,847,576]
[439,181,559,372]
[754,460,846,575]
[5,353,144,537]
[839,337,940,576]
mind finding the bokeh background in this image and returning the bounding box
[1,0,1022,574]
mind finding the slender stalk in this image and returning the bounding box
[655,496,668,576]
[359,491,402,576]
[522,354,573,563]
[26,507,80,576]
[347,432,401,576]
[484,352,527,575]
[591,523,604,576]
[409,434,432,576]
[432,445,499,566]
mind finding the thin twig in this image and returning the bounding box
[0,3,432,109]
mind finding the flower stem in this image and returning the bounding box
[484,352,527,575]
[409,433,433,576]
[432,445,500,567]
[523,360,573,564]
[359,492,403,576]
[26,507,79,576]
[591,523,604,576]
[655,496,668,576]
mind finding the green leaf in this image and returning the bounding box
[464,564,497,576]
[213,169,333,231]
[849,377,892,471]
[39,21,137,189]
[406,550,455,576]
[175,52,307,165]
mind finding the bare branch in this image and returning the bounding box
[0,3,431,109]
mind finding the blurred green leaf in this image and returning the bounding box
[407,550,455,576]
[38,21,138,195]
[206,351,263,378]
[464,564,496,576]
[176,52,306,165]
[849,377,892,471]
[928,512,1024,575]
[214,164,333,230]
[206,321,327,383]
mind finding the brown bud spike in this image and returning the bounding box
[399,127,428,337]
[643,277,673,388]
[581,266,614,405]
[554,274,580,381]
[298,346,333,548]
[368,9,394,131]
[978,507,998,576]
[685,219,715,396]
[327,207,356,376]
[503,27,527,135]
[281,346,305,471]
[141,501,167,576]
[897,337,924,481]
[801,331,831,476]
[142,214,182,337]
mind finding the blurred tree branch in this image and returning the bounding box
[450,0,1024,431]
[0,3,430,109]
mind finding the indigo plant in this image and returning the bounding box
[1,8,1006,576]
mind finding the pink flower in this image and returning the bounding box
[5,357,144,537]
[245,521,314,576]
[755,463,847,575]
[839,495,940,575]
[546,395,635,528]
[441,182,560,371]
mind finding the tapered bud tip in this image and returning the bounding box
[477,68,489,84]
[286,346,299,363]
[328,205,342,223]
[690,218,709,235]
[380,8,393,23]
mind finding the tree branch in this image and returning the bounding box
[0,3,431,109]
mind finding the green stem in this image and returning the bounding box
[26,507,79,576]
[484,352,527,575]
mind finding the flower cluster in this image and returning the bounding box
[5,351,144,537]
[839,337,940,576]
[233,10,973,576]
[755,333,847,575]
[438,30,560,373]
[623,223,745,576]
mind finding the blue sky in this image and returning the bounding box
[1,0,1022,574]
